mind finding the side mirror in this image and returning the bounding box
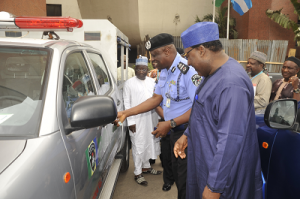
[264,99,298,129]
[70,96,117,129]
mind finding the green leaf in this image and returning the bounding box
[195,15,202,23]
[266,8,298,31]
[291,0,300,17]
[266,1,300,46]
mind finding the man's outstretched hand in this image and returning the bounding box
[174,134,188,159]
[113,111,127,126]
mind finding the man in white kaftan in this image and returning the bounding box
[123,55,161,186]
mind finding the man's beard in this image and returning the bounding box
[246,70,252,77]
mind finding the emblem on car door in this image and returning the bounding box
[85,137,98,178]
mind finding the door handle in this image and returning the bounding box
[117,99,121,106]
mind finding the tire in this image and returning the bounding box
[120,130,130,173]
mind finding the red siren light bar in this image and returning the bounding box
[14,17,83,31]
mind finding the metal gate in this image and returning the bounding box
[220,38,288,72]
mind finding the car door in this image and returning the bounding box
[84,50,125,180]
[264,129,300,199]
[256,121,278,199]
[58,48,103,199]
[257,102,300,199]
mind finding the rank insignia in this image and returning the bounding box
[170,80,176,85]
[171,66,176,73]
[191,74,202,87]
[145,41,151,50]
[177,62,189,74]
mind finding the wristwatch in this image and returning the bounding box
[170,119,177,128]
[294,88,300,94]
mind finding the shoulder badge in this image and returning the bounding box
[171,66,176,73]
[177,62,189,74]
[191,74,202,87]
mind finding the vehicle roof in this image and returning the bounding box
[0,37,92,49]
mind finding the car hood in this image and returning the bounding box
[0,140,26,174]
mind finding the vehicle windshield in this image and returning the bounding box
[0,46,50,137]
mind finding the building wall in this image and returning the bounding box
[0,0,46,16]
[223,0,297,56]
[77,0,141,48]
[77,0,213,48]
[138,0,213,38]
[1,0,82,19]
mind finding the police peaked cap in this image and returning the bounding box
[145,33,174,51]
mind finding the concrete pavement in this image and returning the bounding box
[112,150,177,199]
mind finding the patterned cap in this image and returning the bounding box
[249,51,267,64]
[181,22,219,49]
[136,55,148,66]
[145,33,174,51]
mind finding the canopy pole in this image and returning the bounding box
[213,0,216,22]
[227,0,230,39]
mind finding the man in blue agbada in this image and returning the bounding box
[174,22,263,199]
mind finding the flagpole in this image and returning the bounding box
[213,0,216,22]
[226,0,230,39]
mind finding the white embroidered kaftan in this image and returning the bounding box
[123,76,160,161]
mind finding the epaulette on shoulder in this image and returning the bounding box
[177,62,189,74]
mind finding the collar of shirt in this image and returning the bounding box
[158,53,182,87]
[169,53,183,76]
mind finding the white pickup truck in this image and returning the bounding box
[0,12,129,199]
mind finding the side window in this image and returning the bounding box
[87,53,111,95]
[62,52,95,120]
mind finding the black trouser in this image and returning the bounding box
[161,134,175,185]
[170,127,187,199]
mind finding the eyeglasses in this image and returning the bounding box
[136,68,147,72]
[181,48,194,59]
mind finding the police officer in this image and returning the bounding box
[116,33,201,199]
[155,46,187,192]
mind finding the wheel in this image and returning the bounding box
[120,130,130,173]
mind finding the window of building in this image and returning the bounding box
[46,4,62,16]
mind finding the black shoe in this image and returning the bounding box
[149,159,156,165]
[162,183,172,191]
